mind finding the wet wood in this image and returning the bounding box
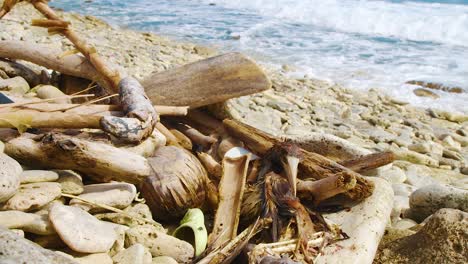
[223,119,374,202]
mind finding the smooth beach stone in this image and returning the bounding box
[0,76,30,94]
[407,183,468,222]
[20,170,59,184]
[109,223,129,257]
[316,178,393,264]
[74,253,113,264]
[95,203,153,227]
[125,224,194,263]
[123,129,167,157]
[405,173,439,188]
[152,256,178,264]
[49,204,118,253]
[375,209,467,264]
[392,183,416,197]
[408,142,443,156]
[1,182,61,211]
[0,153,22,203]
[392,148,439,167]
[56,170,84,195]
[0,140,4,153]
[0,210,55,235]
[70,182,137,213]
[9,229,24,238]
[112,243,152,264]
[452,177,468,190]
[391,195,410,221]
[34,85,71,104]
[405,163,465,186]
[0,226,78,264]
[392,218,418,230]
[378,166,406,184]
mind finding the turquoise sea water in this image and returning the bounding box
[51,0,468,113]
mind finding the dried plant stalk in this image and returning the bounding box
[31,0,120,90]
[61,193,162,228]
[0,103,188,116]
[209,154,251,249]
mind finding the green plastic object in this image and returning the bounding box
[173,208,208,257]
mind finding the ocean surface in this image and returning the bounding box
[50,0,468,113]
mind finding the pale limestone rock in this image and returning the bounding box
[408,142,443,156]
[109,223,129,257]
[391,195,410,221]
[34,85,71,104]
[316,178,393,264]
[112,243,152,264]
[0,226,78,264]
[407,183,468,222]
[123,129,166,157]
[152,256,178,264]
[9,229,24,237]
[56,170,84,195]
[442,135,462,151]
[452,177,468,190]
[405,164,465,187]
[0,76,30,94]
[375,209,468,263]
[74,253,113,264]
[378,166,406,184]
[95,203,153,227]
[0,210,55,235]
[20,170,59,184]
[49,204,118,253]
[1,182,61,211]
[392,183,416,197]
[0,140,4,153]
[392,218,418,230]
[392,148,439,167]
[70,182,136,213]
[125,224,194,263]
[0,153,22,203]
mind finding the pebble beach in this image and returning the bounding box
[0,1,467,263]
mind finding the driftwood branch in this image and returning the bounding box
[297,172,356,205]
[0,42,270,108]
[141,52,271,107]
[209,154,251,249]
[0,130,150,184]
[339,151,395,173]
[223,119,374,202]
[30,1,120,91]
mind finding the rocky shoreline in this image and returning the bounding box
[0,2,467,264]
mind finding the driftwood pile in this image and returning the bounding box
[0,1,395,263]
